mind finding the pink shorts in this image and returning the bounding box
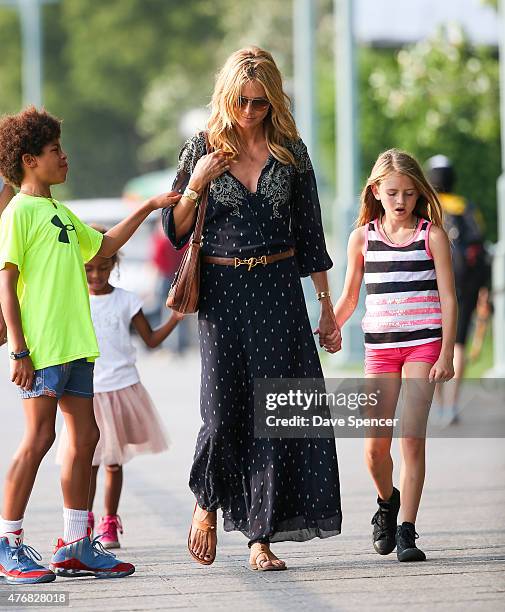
[364,340,442,374]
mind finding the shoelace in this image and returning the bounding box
[399,527,420,547]
[114,516,123,534]
[11,544,42,564]
[100,515,123,536]
[371,509,389,530]
[91,536,117,559]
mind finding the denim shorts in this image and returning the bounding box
[19,358,94,400]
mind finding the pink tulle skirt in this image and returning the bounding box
[56,382,169,466]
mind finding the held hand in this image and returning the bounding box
[148,191,182,211]
[429,355,455,383]
[314,305,342,354]
[171,310,185,321]
[189,150,231,192]
[10,355,35,391]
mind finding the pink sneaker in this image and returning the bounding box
[87,512,95,536]
[96,515,123,549]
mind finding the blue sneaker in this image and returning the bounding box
[50,530,135,579]
[0,529,55,584]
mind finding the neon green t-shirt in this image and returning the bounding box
[0,193,103,369]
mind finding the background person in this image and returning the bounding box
[427,155,489,424]
[150,220,190,353]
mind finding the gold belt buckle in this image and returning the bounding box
[233,255,267,271]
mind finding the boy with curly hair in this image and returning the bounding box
[0,106,181,583]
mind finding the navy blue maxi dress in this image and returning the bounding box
[162,132,342,543]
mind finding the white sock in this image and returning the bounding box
[63,508,88,543]
[0,516,23,536]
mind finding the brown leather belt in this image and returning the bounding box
[203,248,294,271]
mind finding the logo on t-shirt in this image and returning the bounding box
[51,215,76,244]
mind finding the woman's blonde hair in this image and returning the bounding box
[207,46,298,165]
[356,149,443,227]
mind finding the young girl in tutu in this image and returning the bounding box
[57,226,183,548]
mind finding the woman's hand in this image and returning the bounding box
[429,353,454,383]
[148,191,182,211]
[189,150,231,192]
[314,302,342,354]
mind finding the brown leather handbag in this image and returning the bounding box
[165,134,210,314]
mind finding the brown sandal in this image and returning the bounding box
[249,543,287,571]
[187,503,217,566]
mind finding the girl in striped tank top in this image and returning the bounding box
[334,149,457,562]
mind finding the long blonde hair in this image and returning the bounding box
[356,149,443,227]
[207,46,298,165]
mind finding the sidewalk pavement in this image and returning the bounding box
[0,346,504,611]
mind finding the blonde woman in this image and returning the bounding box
[163,47,342,571]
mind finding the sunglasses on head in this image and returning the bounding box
[237,96,270,111]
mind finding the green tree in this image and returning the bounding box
[364,26,500,239]
[0,7,22,113]
[137,0,294,167]
[0,0,224,196]
[319,24,500,240]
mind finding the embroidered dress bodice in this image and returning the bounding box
[162,133,332,278]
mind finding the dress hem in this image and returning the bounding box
[221,512,342,544]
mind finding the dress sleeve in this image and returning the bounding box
[162,133,206,250]
[290,139,333,277]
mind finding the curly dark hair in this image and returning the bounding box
[0,106,61,187]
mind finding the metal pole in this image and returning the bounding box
[293,0,316,166]
[334,0,362,364]
[491,0,505,375]
[19,0,43,107]
[0,0,57,107]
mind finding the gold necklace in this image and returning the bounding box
[380,216,418,245]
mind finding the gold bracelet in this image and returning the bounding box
[317,291,331,301]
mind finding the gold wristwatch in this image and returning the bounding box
[183,187,200,207]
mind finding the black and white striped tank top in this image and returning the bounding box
[362,218,442,349]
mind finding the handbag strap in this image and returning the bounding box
[190,131,211,246]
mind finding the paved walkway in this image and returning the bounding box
[0,347,504,611]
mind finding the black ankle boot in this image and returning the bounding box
[371,487,400,555]
[396,522,426,562]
